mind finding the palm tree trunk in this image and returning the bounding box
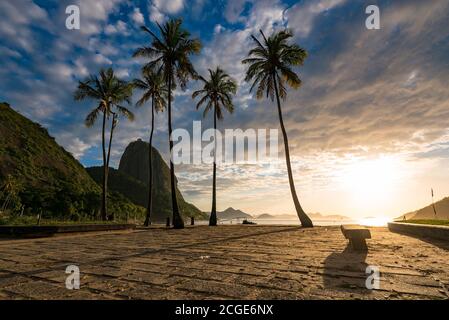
[2,193,11,212]
[105,113,116,221]
[273,74,313,228]
[1,184,12,211]
[101,110,107,221]
[209,102,218,226]
[167,74,184,229]
[144,99,155,227]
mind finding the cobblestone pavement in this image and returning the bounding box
[0,225,448,300]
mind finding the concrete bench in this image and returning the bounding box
[341,225,371,251]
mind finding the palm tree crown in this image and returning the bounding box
[133,19,201,88]
[242,29,307,101]
[192,67,237,118]
[75,68,134,125]
[133,70,168,111]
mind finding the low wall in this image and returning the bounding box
[0,224,136,238]
[388,222,449,241]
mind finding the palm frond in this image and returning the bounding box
[116,105,135,121]
[132,46,159,58]
[192,67,237,120]
[85,106,101,127]
[242,29,308,101]
[75,68,134,127]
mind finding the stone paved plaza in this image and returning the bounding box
[0,225,448,300]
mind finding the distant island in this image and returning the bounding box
[206,207,252,220]
[256,213,296,219]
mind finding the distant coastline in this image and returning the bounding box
[196,218,356,226]
[205,207,352,222]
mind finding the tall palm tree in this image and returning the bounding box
[74,68,134,221]
[192,67,237,226]
[133,70,168,226]
[133,19,201,229]
[242,29,313,228]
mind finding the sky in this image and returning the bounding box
[1,0,449,220]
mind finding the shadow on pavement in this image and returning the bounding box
[323,244,372,295]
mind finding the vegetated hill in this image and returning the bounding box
[398,197,449,221]
[0,102,144,220]
[214,207,253,220]
[88,139,206,222]
[86,167,148,206]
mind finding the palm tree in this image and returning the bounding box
[242,29,313,228]
[192,67,237,226]
[133,70,168,226]
[74,68,134,221]
[133,19,201,229]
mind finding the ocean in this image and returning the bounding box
[196,218,358,226]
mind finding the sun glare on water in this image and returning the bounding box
[358,216,390,227]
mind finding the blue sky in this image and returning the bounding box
[1,0,449,218]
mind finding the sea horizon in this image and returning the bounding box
[196,218,362,226]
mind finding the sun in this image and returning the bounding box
[342,157,398,194]
[338,156,402,222]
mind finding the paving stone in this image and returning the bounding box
[0,225,447,300]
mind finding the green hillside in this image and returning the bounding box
[0,102,144,222]
[87,167,148,208]
[399,197,449,221]
[87,139,207,222]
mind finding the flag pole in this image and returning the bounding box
[431,188,437,218]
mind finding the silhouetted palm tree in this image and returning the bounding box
[133,70,168,226]
[242,30,313,228]
[133,19,201,229]
[192,67,237,226]
[74,68,134,221]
